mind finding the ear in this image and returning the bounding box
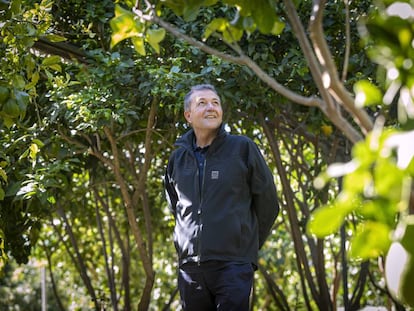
[184,110,191,123]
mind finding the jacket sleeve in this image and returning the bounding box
[248,141,279,249]
[164,159,178,216]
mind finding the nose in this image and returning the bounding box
[206,102,216,110]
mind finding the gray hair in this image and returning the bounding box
[184,84,219,111]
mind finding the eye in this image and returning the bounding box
[197,101,206,106]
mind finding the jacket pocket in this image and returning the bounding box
[201,215,241,257]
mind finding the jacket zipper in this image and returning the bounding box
[197,158,206,265]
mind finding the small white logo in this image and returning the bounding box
[211,171,219,179]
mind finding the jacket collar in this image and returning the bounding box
[175,123,228,151]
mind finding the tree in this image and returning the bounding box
[110,0,414,309]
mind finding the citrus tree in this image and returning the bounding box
[109,0,414,309]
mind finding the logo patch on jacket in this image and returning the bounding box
[211,170,219,179]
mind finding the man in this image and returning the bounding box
[164,84,279,310]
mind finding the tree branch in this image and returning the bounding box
[103,126,155,311]
[144,3,364,143]
[32,36,88,64]
[137,97,158,266]
[150,13,323,108]
[309,0,373,134]
[342,0,351,82]
[260,115,323,310]
[55,203,99,309]
[283,0,364,144]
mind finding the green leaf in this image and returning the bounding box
[32,139,45,148]
[2,116,14,129]
[43,34,67,42]
[0,227,7,273]
[349,221,391,259]
[19,146,30,160]
[204,18,228,40]
[182,4,200,21]
[307,194,355,237]
[222,25,243,43]
[29,143,39,161]
[375,159,404,201]
[47,195,56,204]
[354,80,383,107]
[242,16,255,33]
[162,0,219,21]
[159,0,185,16]
[41,55,61,67]
[251,0,278,34]
[0,167,7,183]
[12,75,26,89]
[343,169,372,195]
[132,37,146,56]
[394,215,414,253]
[14,90,29,120]
[48,64,62,72]
[352,139,378,166]
[0,188,4,201]
[270,20,285,36]
[110,4,144,49]
[227,0,253,16]
[10,0,21,15]
[358,199,393,226]
[2,98,20,117]
[25,71,40,90]
[204,18,243,43]
[307,205,345,237]
[146,28,166,53]
[41,56,62,72]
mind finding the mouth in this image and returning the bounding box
[205,115,217,119]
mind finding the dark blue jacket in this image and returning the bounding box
[164,125,279,267]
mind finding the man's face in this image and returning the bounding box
[184,89,223,131]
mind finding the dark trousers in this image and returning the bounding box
[178,261,254,311]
